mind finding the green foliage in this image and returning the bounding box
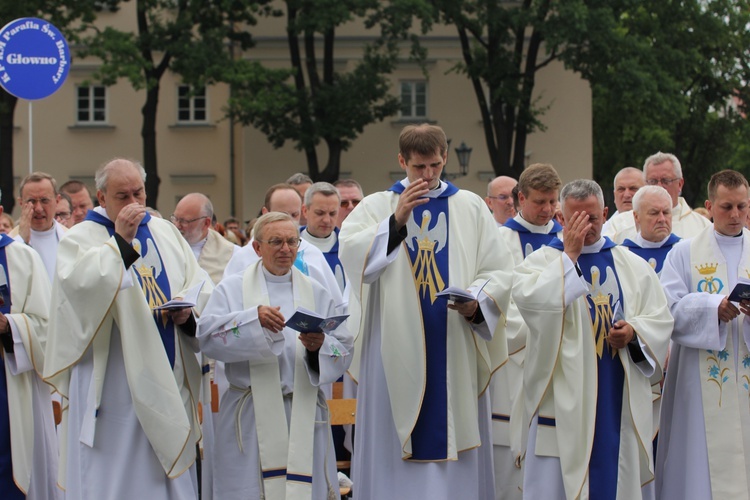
[591,0,750,206]
[226,0,427,181]
[77,0,270,207]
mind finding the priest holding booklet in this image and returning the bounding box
[197,211,353,500]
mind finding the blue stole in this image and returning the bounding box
[0,234,23,499]
[503,217,562,258]
[85,211,176,367]
[549,237,625,499]
[300,227,346,292]
[388,181,459,460]
[621,234,680,275]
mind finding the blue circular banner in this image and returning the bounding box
[0,18,70,100]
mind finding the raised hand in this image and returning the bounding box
[115,203,147,244]
[562,210,591,263]
[394,179,430,229]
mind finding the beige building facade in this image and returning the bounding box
[8,3,592,223]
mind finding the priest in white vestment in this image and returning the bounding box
[0,199,59,500]
[491,163,562,500]
[9,172,67,281]
[603,152,709,243]
[44,159,211,500]
[339,124,512,500]
[513,180,672,500]
[223,184,343,310]
[198,212,352,500]
[657,169,750,500]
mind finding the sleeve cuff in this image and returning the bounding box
[114,233,140,268]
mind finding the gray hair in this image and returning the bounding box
[560,179,604,209]
[286,173,313,186]
[643,152,682,179]
[95,158,147,192]
[252,212,298,241]
[304,181,340,206]
[632,185,672,213]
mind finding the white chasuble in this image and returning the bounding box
[513,241,671,499]
[44,211,211,496]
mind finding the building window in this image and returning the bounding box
[77,86,106,123]
[400,81,427,119]
[178,85,207,122]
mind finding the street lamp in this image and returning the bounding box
[443,141,472,180]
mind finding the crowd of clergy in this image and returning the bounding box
[1,123,749,500]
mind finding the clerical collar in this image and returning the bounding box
[262,264,293,283]
[715,230,744,242]
[581,237,606,254]
[634,232,672,248]
[400,178,447,198]
[93,206,110,220]
[513,213,555,234]
[301,228,336,253]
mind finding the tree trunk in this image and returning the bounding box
[0,91,17,214]
[320,137,342,183]
[141,83,161,208]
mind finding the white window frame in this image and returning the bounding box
[76,85,107,124]
[399,80,428,119]
[177,85,208,123]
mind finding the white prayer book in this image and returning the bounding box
[435,279,490,303]
[153,280,205,311]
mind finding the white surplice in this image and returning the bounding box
[513,239,672,499]
[10,220,66,282]
[339,180,513,500]
[603,197,709,244]
[44,209,211,500]
[1,237,59,500]
[197,262,353,499]
[657,228,750,500]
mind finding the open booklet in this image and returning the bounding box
[153,280,206,311]
[285,307,349,333]
[435,279,491,303]
[728,277,750,303]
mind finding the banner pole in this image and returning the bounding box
[28,101,32,174]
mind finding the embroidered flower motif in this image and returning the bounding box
[329,344,341,359]
[706,349,733,407]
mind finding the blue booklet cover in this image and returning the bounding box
[285,307,349,333]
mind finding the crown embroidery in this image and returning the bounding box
[696,263,718,275]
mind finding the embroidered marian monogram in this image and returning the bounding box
[406,210,447,304]
[133,238,169,327]
[696,263,723,293]
[585,267,621,359]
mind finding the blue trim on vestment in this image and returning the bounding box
[578,248,625,500]
[0,238,24,499]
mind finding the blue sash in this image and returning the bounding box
[300,227,346,292]
[85,211,176,366]
[503,218,562,258]
[577,240,625,500]
[621,234,680,275]
[388,181,459,460]
[0,235,23,499]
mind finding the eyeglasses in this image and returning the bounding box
[24,197,53,206]
[646,177,681,186]
[488,194,512,201]
[340,199,361,208]
[55,211,71,220]
[170,215,208,225]
[258,237,302,249]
